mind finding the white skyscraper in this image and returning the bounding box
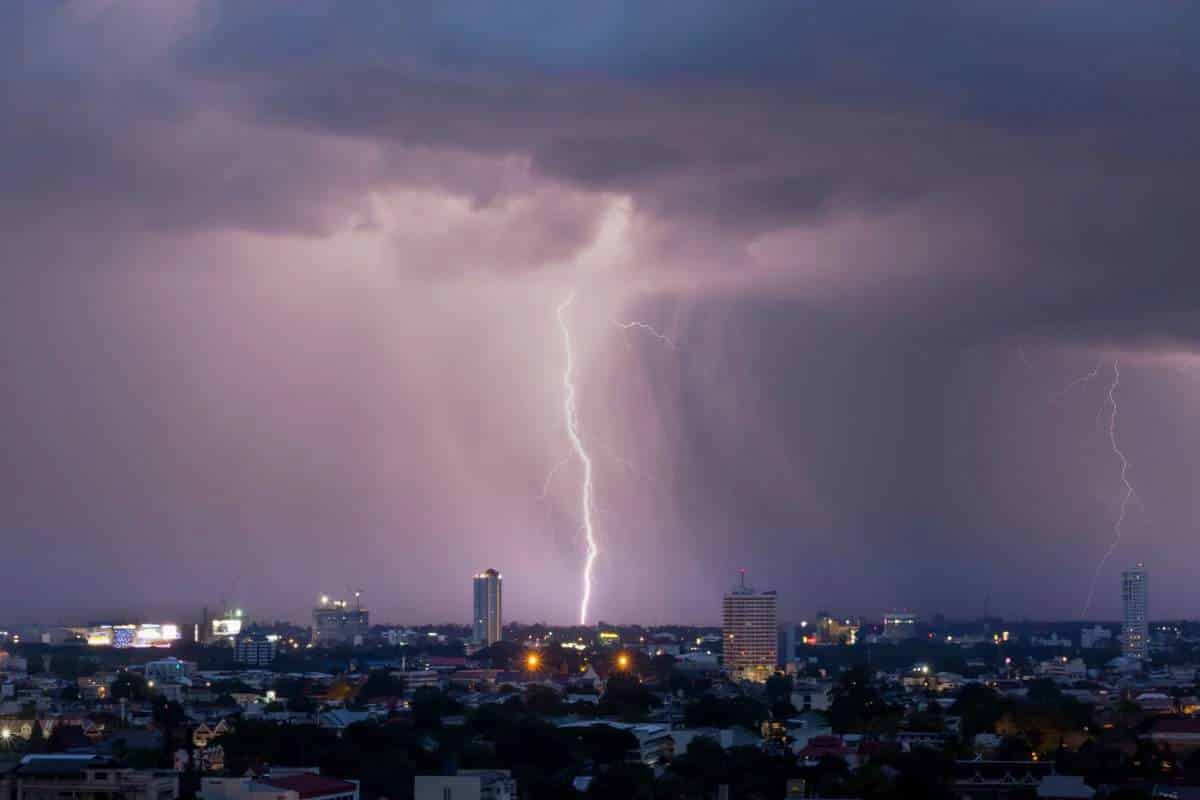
[722,571,778,683]
[1122,563,1148,660]
[473,569,502,646]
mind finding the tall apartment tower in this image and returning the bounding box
[722,570,778,682]
[473,569,502,646]
[1122,563,1148,660]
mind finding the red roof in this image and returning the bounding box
[798,735,849,759]
[260,775,357,799]
[1151,719,1200,734]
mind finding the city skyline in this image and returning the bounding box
[5,3,1200,626]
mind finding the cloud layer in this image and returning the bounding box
[3,1,1199,624]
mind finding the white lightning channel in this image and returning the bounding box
[556,292,599,625]
[1051,355,1104,403]
[1082,359,1136,616]
[615,320,677,350]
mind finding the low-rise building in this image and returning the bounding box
[201,772,358,800]
[12,755,178,800]
[414,771,515,800]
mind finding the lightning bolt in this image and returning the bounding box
[1082,359,1136,616]
[538,457,570,500]
[556,292,599,625]
[1051,355,1104,403]
[615,320,677,350]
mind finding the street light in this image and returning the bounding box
[616,653,630,671]
[526,653,540,671]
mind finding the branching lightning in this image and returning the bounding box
[539,457,570,500]
[615,320,677,350]
[556,292,599,625]
[1082,359,1136,616]
[1051,355,1104,403]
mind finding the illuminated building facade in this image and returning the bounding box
[1122,563,1148,660]
[79,623,180,648]
[722,572,777,682]
[235,634,278,666]
[817,613,859,645]
[472,569,503,646]
[883,612,918,640]
[313,593,369,645]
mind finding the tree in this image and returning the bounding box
[765,672,794,706]
[568,724,639,767]
[951,684,1008,738]
[828,666,895,734]
[525,685,565,716]
[683,695,768,731]
[358,670,405,702]
[410,687,461,729]
[668,736,729,797]
[110,672,149,702]
[585,763,656,799]
[598,675,659,722]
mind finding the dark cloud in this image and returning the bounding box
[2,1,1199,624]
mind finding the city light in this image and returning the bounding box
[526,653,540,670]
[616,653,630,670]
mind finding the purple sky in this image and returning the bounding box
[4,2,1200,627]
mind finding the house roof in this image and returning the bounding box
[1150,718,1200,734]
[259,774,357,799]
[16,755,115,777]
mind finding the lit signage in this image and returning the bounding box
[84,623,180,648]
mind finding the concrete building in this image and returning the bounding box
[1080,625,1114,649]
[312,594,369,646]
[883,612,918,640]
[235,635,278,667]
[201,772,358,800]
[414,771,515,800]
[143,658,196,685]
[722,571,778,682]
[12,755,179,800]
[472,569,502,646]
[1122,563,1148,660]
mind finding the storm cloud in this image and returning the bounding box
[3,1,1199,625]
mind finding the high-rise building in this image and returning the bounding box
[1122,563,1148,660]
[722,571,777,682]
[312,592,369,646]
[473,569,503,646]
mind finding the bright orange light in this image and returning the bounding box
[526,653,540,670]
[617,653,630,670]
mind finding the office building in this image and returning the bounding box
[1122,563,1148,660]
[472,569,502,646]
[883,612,918,640]
[817,613,860,645]
[235,634,278,667]
[313,594,369,646]
[722,571,777,682]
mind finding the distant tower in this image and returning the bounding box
[473,569,503,646]
[722,570,778,683]
[1122,563,1148,659]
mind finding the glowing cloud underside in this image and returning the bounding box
[1082,359,1136,616]
[556,291,599,625]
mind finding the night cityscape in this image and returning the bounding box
[4,2,1200,799]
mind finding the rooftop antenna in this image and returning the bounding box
[739,569,747,590]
